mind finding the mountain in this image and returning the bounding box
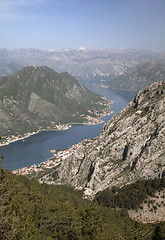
[38,81,165,200]
[0,66,111,139]
[1,81,165,238]
[106,61,165,91]
[1,48,165,87]
[0,62,21,77]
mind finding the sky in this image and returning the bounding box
[0,0,165,52]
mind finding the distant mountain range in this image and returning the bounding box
[106,61,165,91]
[0,62,21,77]
[0,66,110,138]
[1,48,165,88]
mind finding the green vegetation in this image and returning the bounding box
[0,167,160,239]
[0,66,110,137]
[95,177,165,210]
[154,222,165,240]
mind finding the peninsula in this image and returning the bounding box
[0,66,113,145]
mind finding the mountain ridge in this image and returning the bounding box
[106,61,165,91]
[38,81,165,200]
[1,48,165,87]
[0,66,111,142]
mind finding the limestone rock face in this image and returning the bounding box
[40,81,165,199]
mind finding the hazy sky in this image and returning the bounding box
[0,0,165,52]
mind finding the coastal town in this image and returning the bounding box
[2,97,113,178]
[12,138,92,178]
[0,98,113,147]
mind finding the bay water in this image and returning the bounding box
[0,86,136,171]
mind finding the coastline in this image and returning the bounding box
[9,108,113,175]
[12,138,93,177]
[0,105,113,147]
[0,124,70,147]
[0,131,40,147]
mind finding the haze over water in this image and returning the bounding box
[1,86,136,171]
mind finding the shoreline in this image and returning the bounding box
[0,98,113,147]
[0,124,70,147]
[0,112,113,147]
[12,138,93,177]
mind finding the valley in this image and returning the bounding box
[0,87,133,171]
[0,48,165,240]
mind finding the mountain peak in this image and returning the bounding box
[0,66,111,139]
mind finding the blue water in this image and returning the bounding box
[0,87,136,171]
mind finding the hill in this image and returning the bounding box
[0,166,162,239]
[106,62,165,91]
[0,66,111,142]
[38,81,165,201]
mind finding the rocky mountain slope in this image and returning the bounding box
[0,66,111,139]
[128,189,165,223]
[39,81,165,199]
[1,48,165,87]
[106,61,165,91]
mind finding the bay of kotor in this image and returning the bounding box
[0,87,136,171]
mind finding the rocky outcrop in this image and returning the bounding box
[39,81,165,199]
[128,190,165,223]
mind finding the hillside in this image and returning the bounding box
[0,166,161,239]
[106,62,165,91]
[38,81,165,200]
[0,66,111,142]
[1,81,165,239]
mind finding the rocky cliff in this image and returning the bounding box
[39,81,165,199]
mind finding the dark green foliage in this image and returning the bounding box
[95,177,165,210]
[153,222,165,240]
[0,167,155,239]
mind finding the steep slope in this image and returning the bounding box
[107,62,165,91]
[0,66,111,139]
[0,167,156,240]
[39,81,165,199]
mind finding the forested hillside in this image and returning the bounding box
[1,167,164,240]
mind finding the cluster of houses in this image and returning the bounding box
[12,138,92,178]
[0,131,39,146]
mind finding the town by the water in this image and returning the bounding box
[2,99,113,176]
[12,138,92,177]
[0,98,113,147]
